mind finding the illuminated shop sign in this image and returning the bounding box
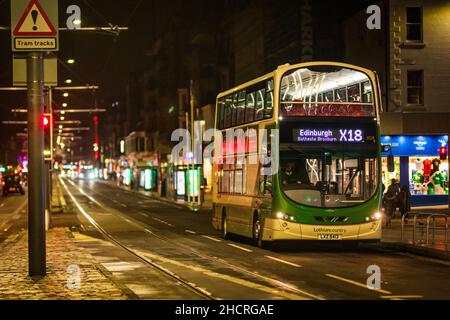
[293,128,366,143]
[381,135,449,157]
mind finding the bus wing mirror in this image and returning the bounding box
[387,155,395,173]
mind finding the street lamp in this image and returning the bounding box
[65,79,72,84]
[63,93,69,98]
[62,103,68,108]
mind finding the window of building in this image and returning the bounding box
[407,70,424,106]
[406,7,423,42]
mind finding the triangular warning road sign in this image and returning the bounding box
[13,0,57,36]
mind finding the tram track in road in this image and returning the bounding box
[60,178,216,301]
[63,177,322,300]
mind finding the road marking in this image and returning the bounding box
[144,229,153,235]
[228,244,253,253]
[326,274,392,295]
[137,249,312,300]
[202,235,222,242]
[139,212,148,218]
[185,230,196,234]
[264,256,302,268]
[152,217,174,227]
[380,295,423,300]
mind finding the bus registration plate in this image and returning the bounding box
[318,234,342,240]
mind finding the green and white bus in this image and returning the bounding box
[212,62,383,247]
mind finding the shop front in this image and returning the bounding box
[381,135,449,207]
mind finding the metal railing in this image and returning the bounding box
[401,212,449,250]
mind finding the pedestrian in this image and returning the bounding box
[390,179,401,216]
[399,185,411,223]
[383,187,397,228]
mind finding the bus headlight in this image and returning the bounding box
[276,212,296,222]
[372,212,382,221]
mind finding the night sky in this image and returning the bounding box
[0,0,165,162]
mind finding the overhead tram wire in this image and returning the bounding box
[96,0,143,85]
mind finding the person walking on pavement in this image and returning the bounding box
[383,188,396,228]
[383,180,400,228]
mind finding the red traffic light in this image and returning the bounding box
[439,146,448,160]
[41,114,52,128]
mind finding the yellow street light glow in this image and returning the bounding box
[62,103,68,107]
[65,79,72,84]
[63,93,69,98]
[61,111,66,115]
[60,116,65,121]
[67,59,75,64]
[59,125,63,129]
[73,19,81,25]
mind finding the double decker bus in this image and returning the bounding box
[212,62,383,247]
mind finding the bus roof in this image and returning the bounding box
[216,70,276,100]
[216,61,376,100]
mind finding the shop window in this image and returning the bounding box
[409,157,448,196]
[382,157,400,191]
[407,70,424,106]
[406,7,422,42]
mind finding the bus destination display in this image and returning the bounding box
[293,128,368,143]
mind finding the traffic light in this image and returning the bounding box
[43,113,53,161]
[42,115,50,127]
[440,146,448,161]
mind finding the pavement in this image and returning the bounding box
[0,228,129,300]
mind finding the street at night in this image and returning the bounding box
[0,0,449,315]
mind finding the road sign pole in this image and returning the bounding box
[27,51,46,277]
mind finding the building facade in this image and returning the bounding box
[382,0,450,206]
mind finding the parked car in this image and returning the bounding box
[2,174,25,196]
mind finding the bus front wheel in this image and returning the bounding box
[252,214,265,248]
